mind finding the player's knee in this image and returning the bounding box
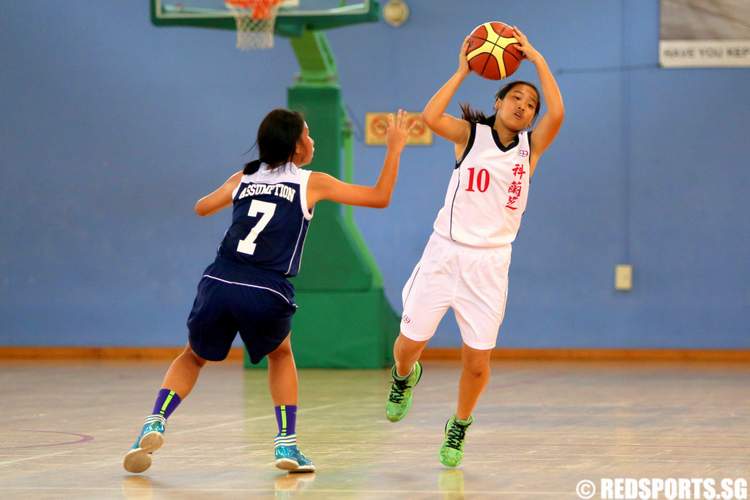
[463,359,490,378]
[396,333,427,356]
[184,345,208,367]
[267,339,292,360]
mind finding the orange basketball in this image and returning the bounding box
[466,21,523,80]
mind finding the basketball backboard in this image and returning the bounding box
[151,0,377,36]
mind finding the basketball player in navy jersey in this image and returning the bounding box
[123,109,413,474]
[385,27,564,467]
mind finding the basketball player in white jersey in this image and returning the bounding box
[123,109,413,474]
[385,27,564,467]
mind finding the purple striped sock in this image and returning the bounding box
[152,388,181,419]
[274,405,297,437]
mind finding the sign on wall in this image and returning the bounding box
[660,0,750,67]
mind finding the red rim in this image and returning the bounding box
[226,0,280,8]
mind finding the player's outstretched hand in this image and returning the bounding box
[386,109,415,152]
[512,26,540,63]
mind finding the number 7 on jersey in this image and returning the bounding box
[237,200,276,255]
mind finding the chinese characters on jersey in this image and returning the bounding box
[506,164,526,210]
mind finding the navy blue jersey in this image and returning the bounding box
[216,163,313,277]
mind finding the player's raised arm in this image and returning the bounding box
[513,26,564,170]
[307,109,412,209]
[194,170,243,216]
[421,38,472,147]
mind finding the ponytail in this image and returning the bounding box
[459,103,495,126]
[243,159,262,175]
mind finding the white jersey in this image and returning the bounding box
[433,123,531,247]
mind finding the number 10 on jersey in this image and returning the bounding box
[466,167,490,192]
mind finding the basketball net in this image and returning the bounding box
[225,0,282,50]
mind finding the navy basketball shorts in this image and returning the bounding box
[400,232,512,350]
[187,274,297,364]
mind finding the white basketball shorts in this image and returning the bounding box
[400,232,512,350]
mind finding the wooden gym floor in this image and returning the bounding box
[1,359,748,499]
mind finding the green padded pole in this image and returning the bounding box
[289,30,337,84]
[341,106,384,288]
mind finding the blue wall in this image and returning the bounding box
[1,1,748,348]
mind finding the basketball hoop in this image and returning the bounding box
[225,0,283,50]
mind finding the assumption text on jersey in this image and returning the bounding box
[238,183,296,203]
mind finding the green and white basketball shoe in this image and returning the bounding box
[439,415,473,467]
[385,361,423,422]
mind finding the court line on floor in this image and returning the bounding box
[0,430,95,450]
[0,450,73,467]
[169,402,341,436]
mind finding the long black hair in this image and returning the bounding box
[243,108,305,175]
[459,80,541,127]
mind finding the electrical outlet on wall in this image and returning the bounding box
[615,264,633,291]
